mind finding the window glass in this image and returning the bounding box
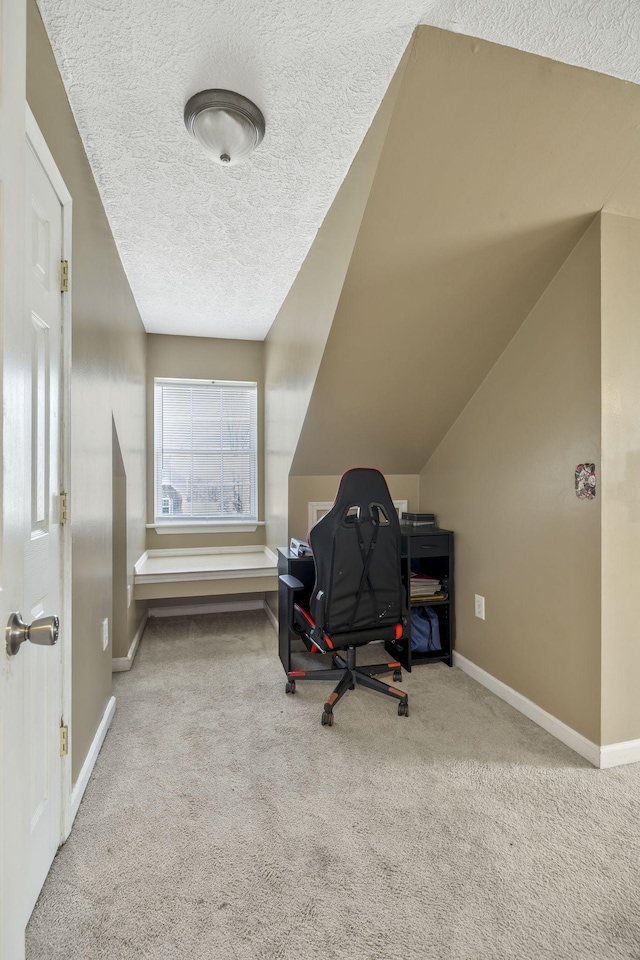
[154,378,257,521]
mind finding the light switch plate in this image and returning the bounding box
[474,594,485,620]
[101,617,109,651]
[127,583,132,608]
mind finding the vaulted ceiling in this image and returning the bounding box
[291,26,640,475]
[37,0,640,340]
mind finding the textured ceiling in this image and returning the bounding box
[37,0,640,340]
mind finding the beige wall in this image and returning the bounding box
[288,474,420,543]
[27,0,147,781]
[263,50,409,553]
[600,213,640,745]
[146,334,264,551]
[420,219,602,742]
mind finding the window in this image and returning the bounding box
[154,378,257,524]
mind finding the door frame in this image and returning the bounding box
[25,104,74,843]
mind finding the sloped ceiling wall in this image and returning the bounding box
[263,52,409,551]
[291,26,640,477]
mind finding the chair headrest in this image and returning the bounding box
[322,467,397,527]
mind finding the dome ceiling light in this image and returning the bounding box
[184,89,265,166]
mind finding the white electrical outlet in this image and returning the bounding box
[101,617,109,651]
[474,594,485,620]
[127,583,132,608]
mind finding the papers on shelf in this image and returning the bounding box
[409,572,442,597]
[411,592,448,602]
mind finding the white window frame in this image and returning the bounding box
[150,377,262,535]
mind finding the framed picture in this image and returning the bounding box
[575,463,596,500]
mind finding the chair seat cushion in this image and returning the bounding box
[293,603,403,653]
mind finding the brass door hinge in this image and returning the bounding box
[59,723,68,757]
[60,260,69,293]
[59,492,68,524]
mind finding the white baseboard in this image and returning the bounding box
[70,695,116,825]
[112,611,149,672]
[453,652,601,768]
[148,598,264,618]
[599,739,640,769]
[263,599,278,634]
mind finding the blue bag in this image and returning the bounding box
[410,605,441,652]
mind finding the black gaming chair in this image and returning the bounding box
[279,468,410,726]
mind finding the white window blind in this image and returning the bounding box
[154,378,257,522]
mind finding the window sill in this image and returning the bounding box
[147,521,265,536]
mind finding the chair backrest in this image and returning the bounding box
[309,468,405,635]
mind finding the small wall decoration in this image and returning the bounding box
[575,463,596,500]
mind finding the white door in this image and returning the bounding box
[1,7,68,954]
[23,133,64,921]
[0,0,30,957]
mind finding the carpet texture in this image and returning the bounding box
[27,611,640,960]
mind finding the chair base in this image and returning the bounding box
[286,646,409,725]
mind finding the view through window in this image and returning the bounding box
[154,378,257,522]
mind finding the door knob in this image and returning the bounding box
[5,612,59,657]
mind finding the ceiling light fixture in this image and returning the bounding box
[184,89,265,166]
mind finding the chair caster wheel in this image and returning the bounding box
[285,680,296,694]
[398,698,409,717]
[321,710,334,726]
[393,668,402,682]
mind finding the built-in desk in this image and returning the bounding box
[278,526,454,674]
[135,546,278,601]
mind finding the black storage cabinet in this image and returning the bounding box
[384,527,455,672]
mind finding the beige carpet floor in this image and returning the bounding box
[27,611,640,960]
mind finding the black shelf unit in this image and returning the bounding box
[384,526,455,672]
[277,548,315,674]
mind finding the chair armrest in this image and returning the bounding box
[280,574,305,638]
[279,574,304,592]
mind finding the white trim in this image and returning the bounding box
[149,599,264,618]
[599,739,640,769]
[137,567,276,586]
[69,696,116,827]
[148,520,264,535]
[26,106,72,204]
[453,652,601,768]
[1,37,28,955]
[308,499,408,531]
[455,652,640,769]
[263,546,278,565]
[111,612,149,673]
[26,105,76,843]
[263,599,278,634]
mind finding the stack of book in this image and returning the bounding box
[401,512,437,528]
[409,572,448,603]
